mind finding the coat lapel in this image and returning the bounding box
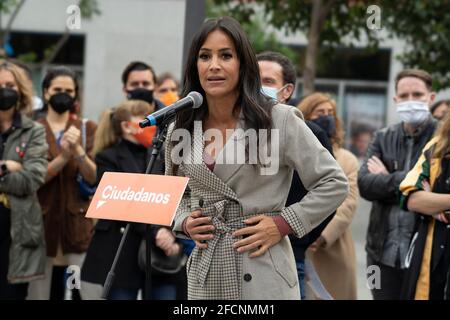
[213,114,246,184]
[182,119,238,202]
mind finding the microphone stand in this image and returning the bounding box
[102,118,172,300]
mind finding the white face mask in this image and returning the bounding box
[396,101,430,126]
[261,85,287,102]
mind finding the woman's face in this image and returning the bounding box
[45,76,76,101]
[126,115,144,135]
[0,69,19,92]
[197,29,240,100]
[433,102,449,120]
[121,115,142,141]
[154,78,178,99]
[310,102,335,120]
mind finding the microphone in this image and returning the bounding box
[139,91,203,128]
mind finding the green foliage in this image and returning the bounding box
[43,44,56,60]
[16,51,37,62]
[206,0,298,64]
[79,0,101,19]
[210,0,450,91]
[0,0,101,66]
[0,0,19,14]
[382,1,450,91]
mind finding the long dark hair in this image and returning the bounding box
[175,16,274,135]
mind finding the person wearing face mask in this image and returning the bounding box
[0,60,48,300]
[121,61,165,112]
[27,66,97,300]
[358,69,438,300]
[298,93,359,300]
[154,72,180,107]
[81,100,183,300]
[165,17,348,301]
[257,51,336,300]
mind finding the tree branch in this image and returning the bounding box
[38,27,71,66]
[2,0,26,48]
[318,0,336,34]
[302,0,337,95]
[39,0,82,66]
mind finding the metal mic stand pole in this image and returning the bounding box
[143,119,170,300]
[101,118,171,300]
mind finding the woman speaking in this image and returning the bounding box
[165,17,348,300]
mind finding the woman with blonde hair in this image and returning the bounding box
[81,100,184,300]
[0,60,48,299]
[298,92,359,300]
[400,111,450,300]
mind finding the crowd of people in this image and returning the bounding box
[0,16,449,301]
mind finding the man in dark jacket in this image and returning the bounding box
[257,51,335,300]
[358,69,438,300]
[122,61,165,111]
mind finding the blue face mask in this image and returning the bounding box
[312,115,336,138]
[261,86,279,101]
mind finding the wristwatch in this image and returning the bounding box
[0,161,8,177]
[444,210,450,222]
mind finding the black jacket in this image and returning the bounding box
[81,139,167,291]
[358,117,437,262]
[286,120,335,261]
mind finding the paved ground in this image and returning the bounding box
[351,198,373,300]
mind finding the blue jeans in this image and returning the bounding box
[108,288,139,300]
[108,285,177,300]
[151,283,177,300]
[296,260,306,300]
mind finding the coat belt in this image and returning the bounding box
[195,199,278,293]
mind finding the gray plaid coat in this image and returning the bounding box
[165,104,348,300]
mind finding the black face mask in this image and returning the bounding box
[312,115,336,138]
[49,92,75,114]
[0,87,19,111]
[127,88,154,105]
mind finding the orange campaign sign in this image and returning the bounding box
[85,172,189,226]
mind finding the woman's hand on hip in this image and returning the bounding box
[232,215,282,258]
[184,210,215,249]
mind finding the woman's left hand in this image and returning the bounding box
[5,160,23,172]
[232,215,282,258]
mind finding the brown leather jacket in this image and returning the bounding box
[37,117,96,257]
